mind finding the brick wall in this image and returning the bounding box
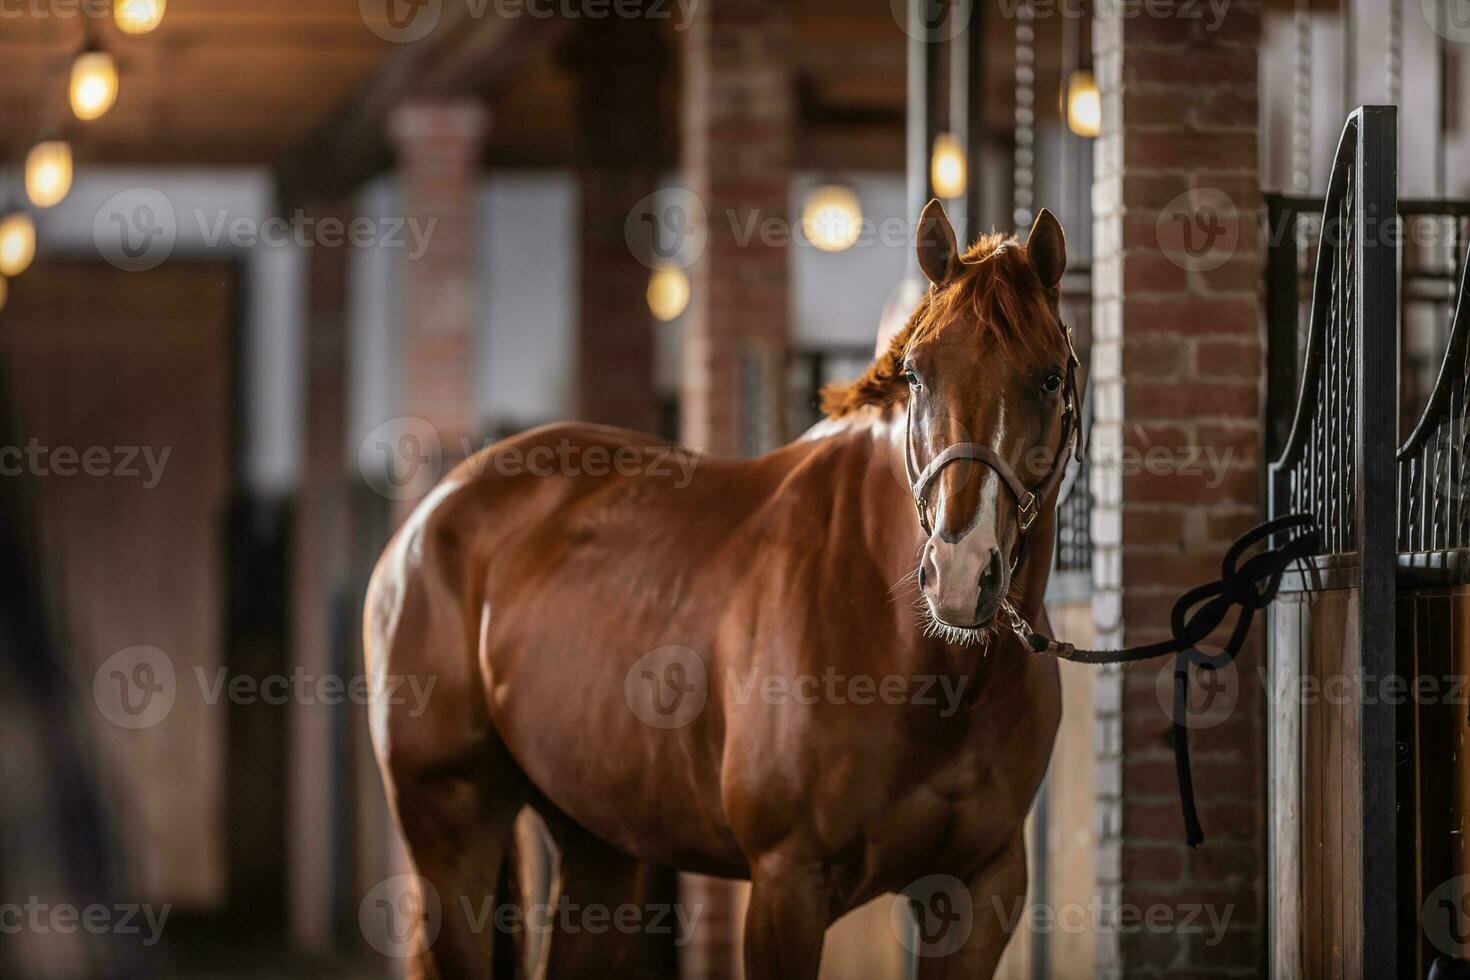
[679,0,793,457]
[571,19,666,433]
[1090,2,1265,976]
[388,100,488,497]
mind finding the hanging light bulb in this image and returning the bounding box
[646,266,691,322]
[114,0,166,34]
[1066,71,1101,138]
[800,184,863,253]
[930,133,966,200]
[0,213,37,277]
[70,47,119,121]
[26,141,74,209]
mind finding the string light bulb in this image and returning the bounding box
[800,184,863,253]
[70,46,119,121]
[26,141,74,208]
[1066,71,1101,138]
[646,266,691,322]
[930,133,967,200]
[0,212,37,278]
[114,0,166,34]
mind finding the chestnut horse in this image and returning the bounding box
[364,200,1079,979]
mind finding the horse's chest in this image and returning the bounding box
[814,739,1033,905]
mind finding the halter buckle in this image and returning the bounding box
[915,494,930,534]
[999,599,1033,644]
[1017,492,1038,532]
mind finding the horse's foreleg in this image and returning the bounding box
[742,854,830,980]
[913,836,1028,980]
[534,809,677,980]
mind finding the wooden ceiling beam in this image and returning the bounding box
[273,7,568,212]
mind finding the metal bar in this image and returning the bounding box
[1352,104,1400,979]
[1270,195,1470,218]
[948,0,973,243]
[1267,197,1302,463]
[927,0,944,197]
[906,0,936,277]
[1439,28,1449,198]
[964,0,985,239]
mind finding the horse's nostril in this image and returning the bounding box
[977,550,1003,594]
[918,564,927,589]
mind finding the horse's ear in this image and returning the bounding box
[916,199,959,286]
[1026,208,1067,289]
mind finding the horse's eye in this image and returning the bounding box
[1041,371,1063,394]
[904,369,920,389]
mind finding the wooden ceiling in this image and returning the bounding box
[0,1,390,166]
[0,0,1102,183]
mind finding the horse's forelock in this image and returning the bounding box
[820,233,1054,419]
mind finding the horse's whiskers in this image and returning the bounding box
[920,609,989,649]
[887,564,922,595]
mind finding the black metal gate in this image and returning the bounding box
[1268,105,1470,979]
[1266,104,1398,979]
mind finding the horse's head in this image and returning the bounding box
[898,200,1075,639]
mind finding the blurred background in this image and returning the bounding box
[2,0,1468,977]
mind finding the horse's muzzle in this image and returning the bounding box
[920,535,1008,628]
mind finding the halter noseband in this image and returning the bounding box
[903,323,1083,570]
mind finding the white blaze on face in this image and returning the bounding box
[935,397,1006,542]
[921,400,1010,629]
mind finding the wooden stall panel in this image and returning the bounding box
[1403,588,1470,975]
[1270,593,1305,978]
[1454,590,1470,962]
[0,261,234,908]
[1294,587,1362,979]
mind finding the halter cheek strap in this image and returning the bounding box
[905,421,1039,537]
[905,324,1082,568]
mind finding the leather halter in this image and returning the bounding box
[903,321,1083,572]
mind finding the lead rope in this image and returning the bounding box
[998,513,1320,847]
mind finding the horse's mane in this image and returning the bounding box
[820,232,1054,418]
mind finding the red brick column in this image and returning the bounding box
[678,0,793,456]
[1090,3,1264,976]
[571,19,666,433]
[388,100,488,508]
